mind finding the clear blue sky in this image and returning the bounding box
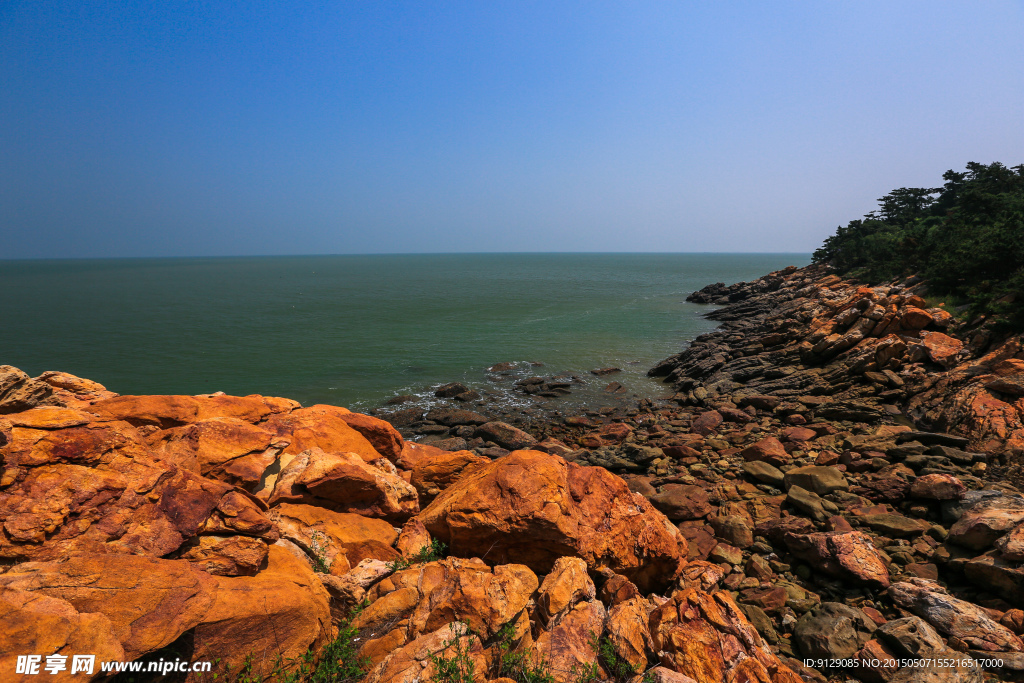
[2,1,1022,258]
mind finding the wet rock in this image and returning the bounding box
[434,382,470,398]
[474,421,539,451]
[425,407,490,426]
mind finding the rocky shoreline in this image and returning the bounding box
[2,263,1024,682]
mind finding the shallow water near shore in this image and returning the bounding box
[1,253,809,412]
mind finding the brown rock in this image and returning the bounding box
[909,473,967,501]
[364,622,485,683]
[741,436,792,467]
[533,600,606,682]
[475,421,539,450]
[785,531,891,588]
[649,484,712,521]
[605,597,653,671]
[417,450,686,592]
[690,410,723,436]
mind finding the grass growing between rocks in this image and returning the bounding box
[199,612,368,683]
[387,538,448,571]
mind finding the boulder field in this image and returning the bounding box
[3,263,1024,682]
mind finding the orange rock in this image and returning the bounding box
[533,600,606,682]
[263,405,382,461]
[920,331,964,368]
[194,543,333,679]
[410,450,490,503]
[396,440,450,471]
[396,518,433,559]
[741,436,791,468]
[0,586,126,682]
[649,588,802,683]
[339,411,406,463]
[268,448,419,522]
[418,450,686,592]
[898,306,934,331]
[268,503,400,575]
[4,406,94,430]
[146,417,278,487]
[784,531,891,588]
[0,553,217,659]
[535,557,595,626]
[606,596,654,671]
[364,622,486,683]
[91,394,296,427]
[176,534,269,576]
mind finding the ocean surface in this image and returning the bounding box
[1,254,810,413]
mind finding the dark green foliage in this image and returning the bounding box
[813,162,1024,328]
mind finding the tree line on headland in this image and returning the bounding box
[812,161,1024,328]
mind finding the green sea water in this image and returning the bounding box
[0,253,809,412]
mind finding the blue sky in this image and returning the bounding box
[2,1,1022,258]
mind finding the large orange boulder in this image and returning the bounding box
[268,503,400,574]
[410,450,490,503]
[0,586,126,682]
[0,553,217,659]
[90,394,297,427]
[263,405,382,461]
[417,450,686,592]
[338,411,406,463]
[649,588,802,683]
[266,448,419,522]
[0,544,332,679]
[146,417,280,487]
[920,331,964,368]
[192,543,334,679]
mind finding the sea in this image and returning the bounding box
[0,253,810,414]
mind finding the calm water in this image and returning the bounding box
[0,254,809,411]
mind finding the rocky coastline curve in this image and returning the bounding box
[1,263,1023,682]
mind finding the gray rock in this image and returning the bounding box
[783,465,849,495]
[888,578,1024,653]
[794,602,875,659]
[875,616,984,683]
[787,485,829,521]
[745,458,782,485]
[474,421,538,451]
[709,515,753,549]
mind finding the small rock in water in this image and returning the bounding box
[591,367,621,376]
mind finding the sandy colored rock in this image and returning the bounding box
[418,450,686,592]
[364,622,485,683]
[606,596,653,671]
[396,518,434,559]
